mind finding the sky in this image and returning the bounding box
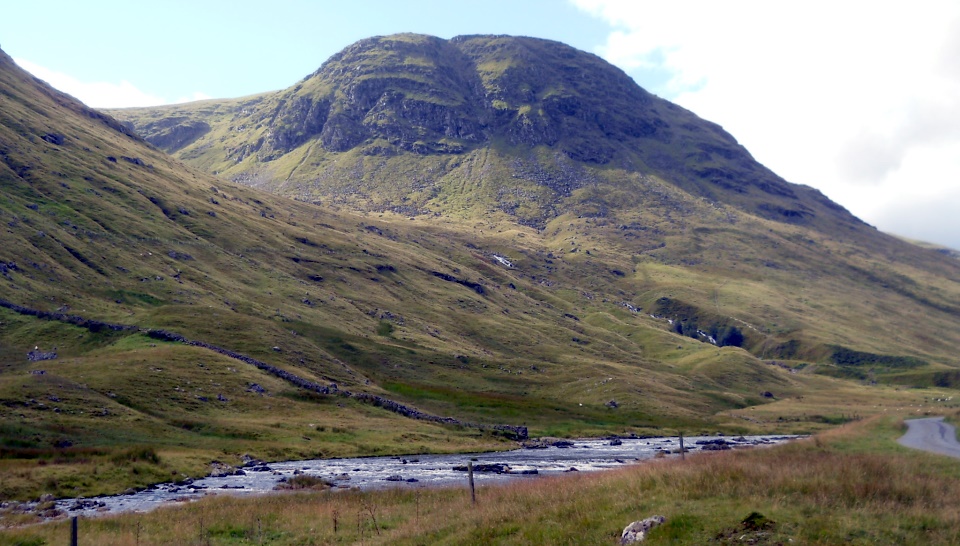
[1,1,958,249]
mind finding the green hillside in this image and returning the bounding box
[110,33,960,375]
[1,33,959,506]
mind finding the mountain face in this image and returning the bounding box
[112,34,856,232]
[0,40,805,474]
[3,35,960,500]
[108,34,960,370]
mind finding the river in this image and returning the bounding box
[54,433,795,518]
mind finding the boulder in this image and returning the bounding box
[27,349,58,362]
[619,515,666,544]
[209,462,241,477]
[41,133,65,145]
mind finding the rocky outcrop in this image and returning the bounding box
[431,271,486,294]
[27,349,57,362]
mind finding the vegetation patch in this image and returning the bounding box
[830,346,925,369]
[274,474,332,490]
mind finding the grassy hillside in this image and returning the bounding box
[0,45,827,502]
[109,34,960,375]
[2,30,960,509]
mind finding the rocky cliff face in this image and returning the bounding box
[239,34,682,161]
[228,35,490,161]
[112,34,862,233]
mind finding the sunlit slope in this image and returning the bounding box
[110,34,960,383]
[0,41,825,469]
[0,29,956,495]
[111,34,860,233]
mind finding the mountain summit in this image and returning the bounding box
[113,34,857,232]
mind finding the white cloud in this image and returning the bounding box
[13,58,209,109]
[872,185,960,250]
[572,0,960,249]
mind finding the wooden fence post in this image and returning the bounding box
[70,516,78,546]
[679,431,685,461]
[468,461,476,504]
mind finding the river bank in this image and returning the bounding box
[2,433,795,523]
[10,417,960,545]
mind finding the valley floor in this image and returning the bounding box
[3,414,960,545]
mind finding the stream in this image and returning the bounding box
[52,433,796,518]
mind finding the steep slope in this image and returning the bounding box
[1,43,848,502]
[110,34,960,378]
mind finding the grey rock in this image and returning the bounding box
[620,515,666,544]
[27,349,58,362]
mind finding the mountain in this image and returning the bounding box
[111,33,960,370]
[111,34,857,233]
[2,34,960,501]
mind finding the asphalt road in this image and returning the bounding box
[898,417,960,458]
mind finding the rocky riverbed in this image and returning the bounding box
[3,433,796,521]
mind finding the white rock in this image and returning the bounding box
[620,515,666,544]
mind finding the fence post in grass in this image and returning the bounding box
[70,516,78,546]
[468,461,476,504]
[679,431,685,461]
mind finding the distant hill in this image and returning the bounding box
[897,236,960,260]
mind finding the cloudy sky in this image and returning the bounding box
[2,1,958,248]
